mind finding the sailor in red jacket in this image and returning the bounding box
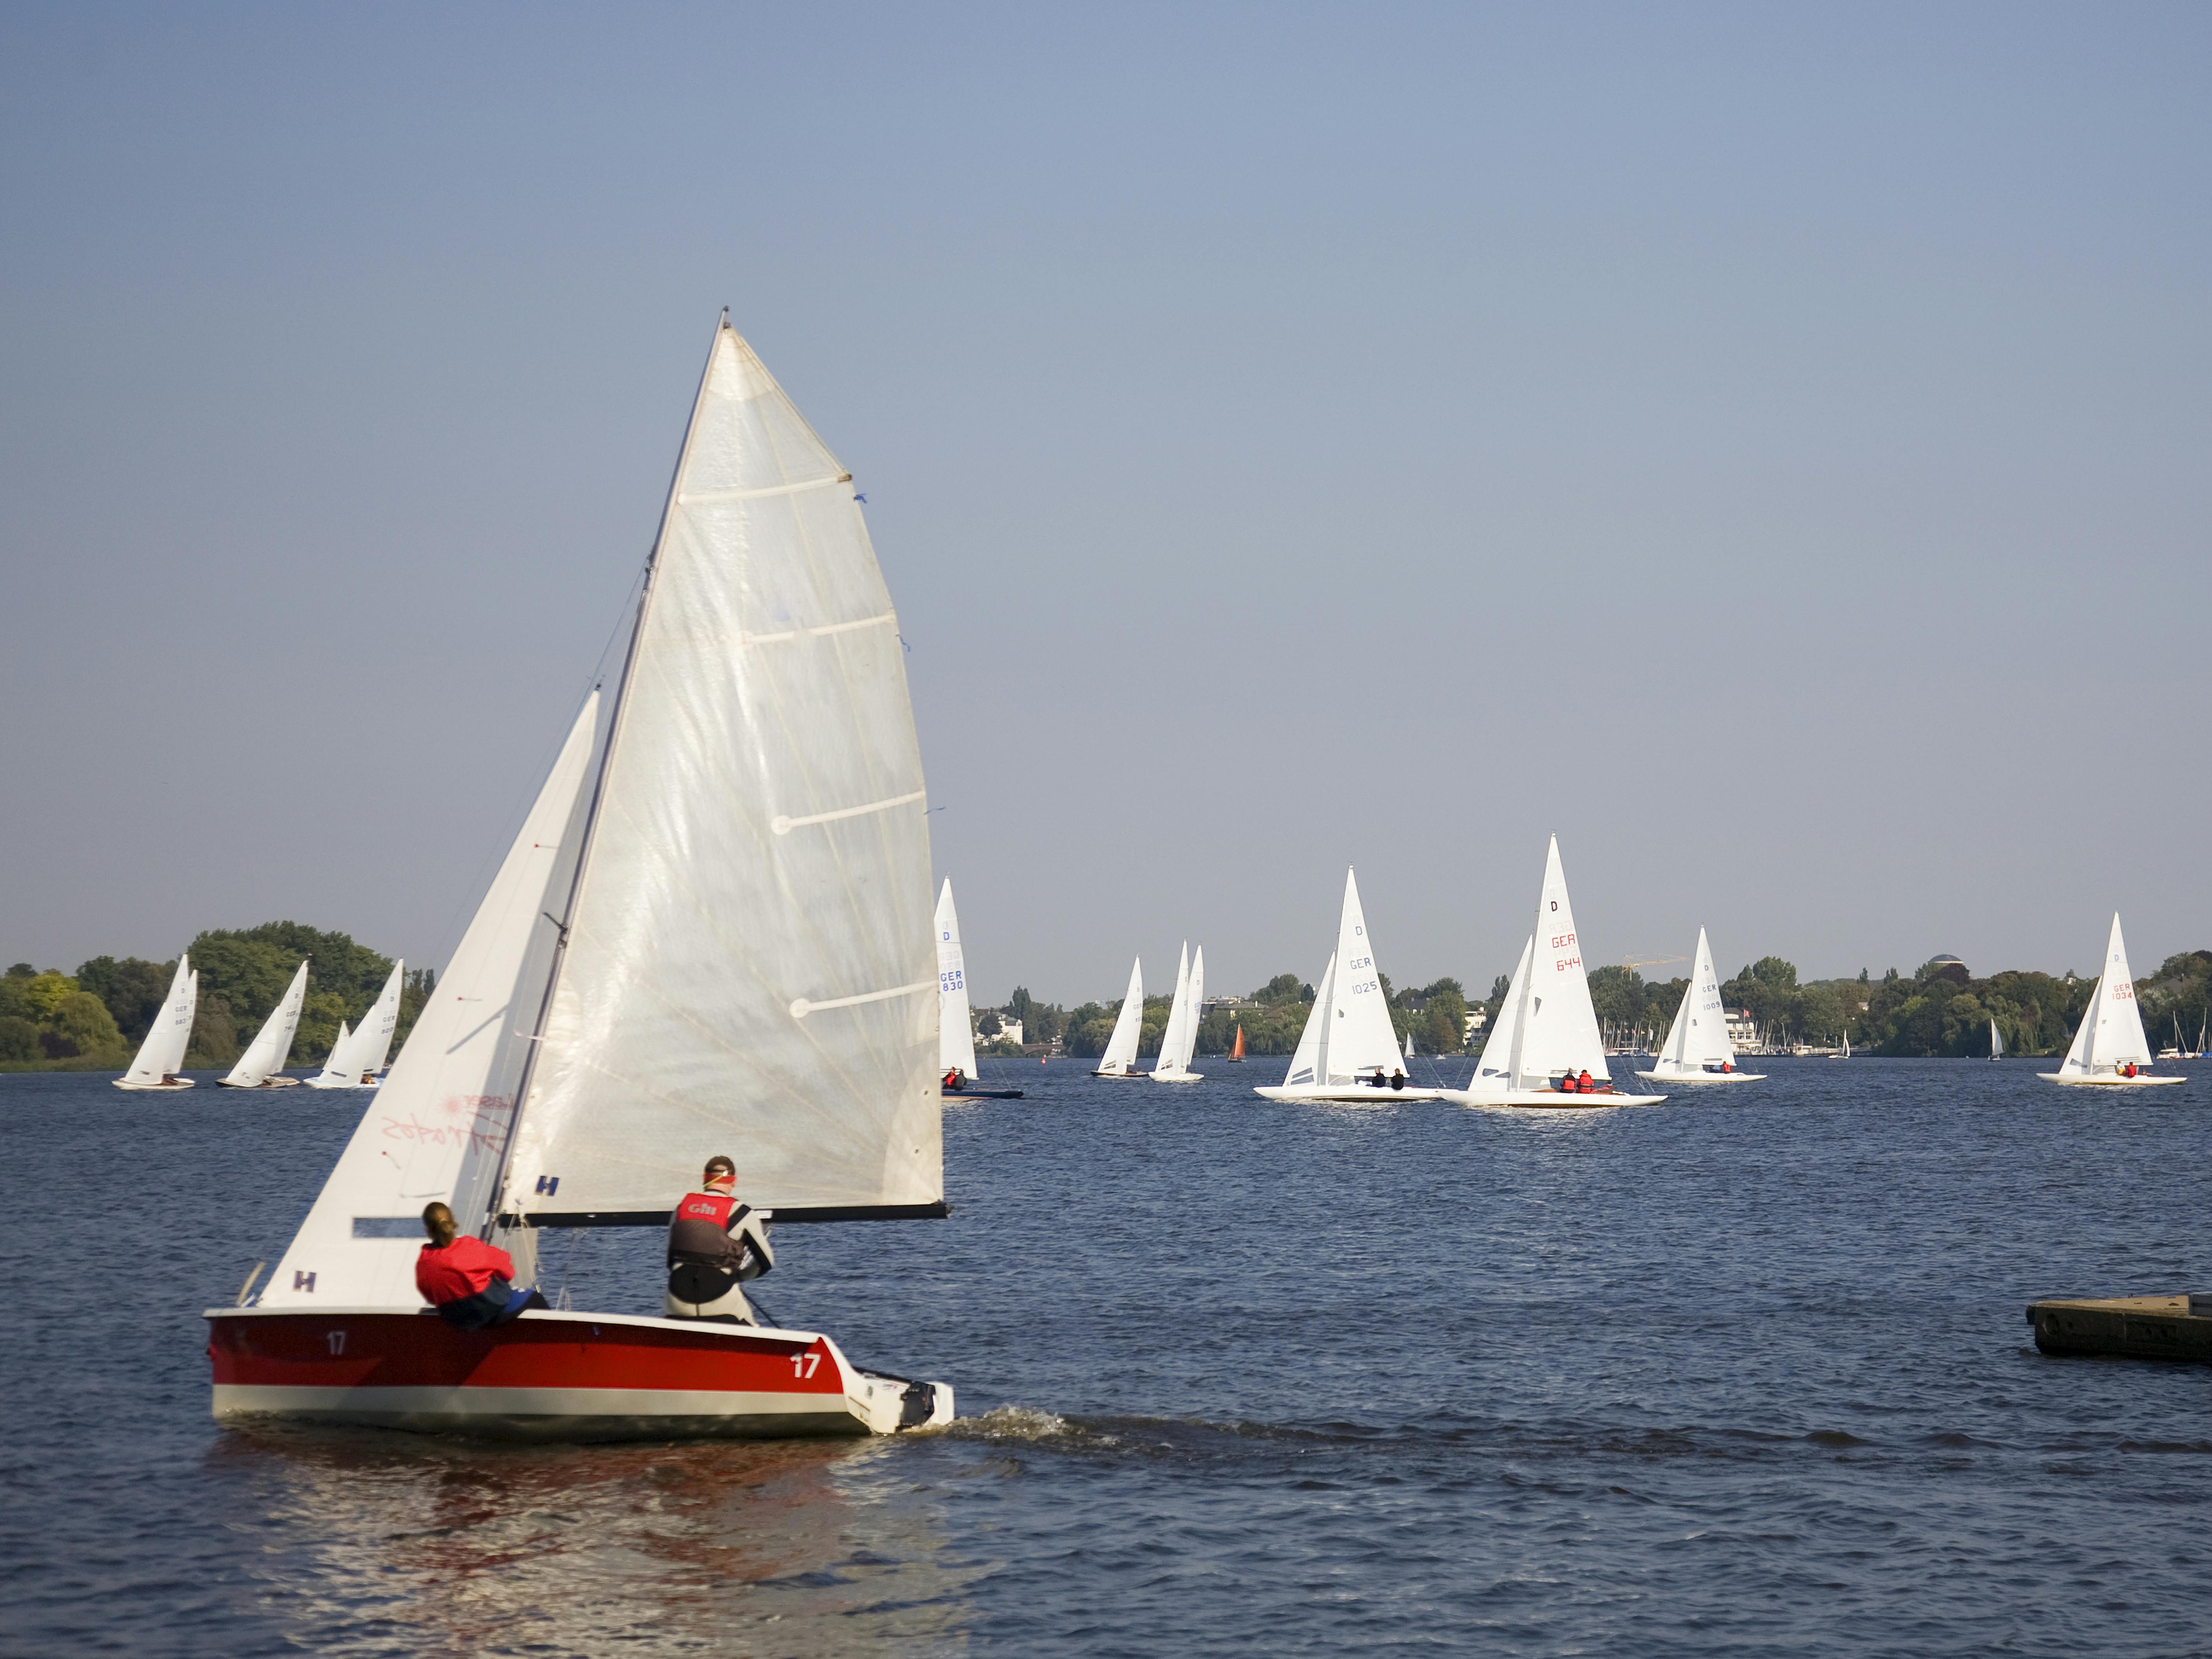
[416,1202,546,1330]
[666,1155,775,1323]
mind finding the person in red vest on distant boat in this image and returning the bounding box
[666,1154,775,1324]
[1578,1069,1595,1092]
[1557,1071,1579,1092]
[416,1202,547,1330]
[943,1066,966,1092]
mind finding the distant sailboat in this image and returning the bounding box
[219,959,310,1089]
[1990,1017,2004,1061]
[1256,868,1437,1102]
[307,962,404,1088]
[114,954,197,1091]
[1149,942,1205,1082]
[2040,914,2184,1087]
[1229,1023,1245,1062]
[1440,837,1665,1109]
[1091,958,1147,1078]
[1636,928,1764,1085]
[935,879,1021,1099]
[2157,1014,2184,1062]
[1830,1028,1851,1060]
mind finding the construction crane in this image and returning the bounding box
[1619,953,1687,974]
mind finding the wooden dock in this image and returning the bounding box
[2027,1294,2212,1362]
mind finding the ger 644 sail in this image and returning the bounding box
[207,318,954,1439]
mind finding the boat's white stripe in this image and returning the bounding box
[771,789,926,836]
[788,980,935,1020]
[740,610,896,647]
[678,472,852,506]
[214,1383,863,1419]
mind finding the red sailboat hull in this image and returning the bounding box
[206,1307,952,1441]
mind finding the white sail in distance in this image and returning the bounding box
[936,879,977,1079]
[119,954,196,1087]
[1656,929,1733,1073]
[1325,868,1404,1083]
[350,963,406,1081]
[1280,953,1336,1087]
[1094,958,1144,1075]
[1465,938,1533,1098]
[263,693,601,1307]
[2056,913,2153,1078]
[310,1021,353,1089]
[222,960,310,1087]
[1150,942,1204,1079]
[1990,1018,2004,1059]
[1508,836,1610,1088]
[503,321,940,1217]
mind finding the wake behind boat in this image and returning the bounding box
[1635,928,1763,1085]
[1440,837,1665,1110]
[2040,913,2185,1087]
[1256,867,1439,1103]
[209,318,954,1440]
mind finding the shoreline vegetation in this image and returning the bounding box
[0,922,431,1074]
[979,950,2212,1062]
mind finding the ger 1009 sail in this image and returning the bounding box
[1636,928,1762,1084]
[208,318,954,1438]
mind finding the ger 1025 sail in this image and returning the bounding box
[1256,867,1437,1103]
[207,318,954,1439]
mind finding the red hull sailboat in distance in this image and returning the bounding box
[209,319,953,1439]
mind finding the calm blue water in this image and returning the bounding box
[4,1057,2209,1656]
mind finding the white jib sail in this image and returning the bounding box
[223,960,310,1087]
[936,879,977,1079]
[1467,938,1533,1097]
[2058,913,2152,1076]
[346,962,406,1081]
[311,1021,353,1088]
[1151,942,1195,1074]
[1508,836,1610,1089]
[1991,1018,2004,1058]
[122,954,197,1085]
[1656,928,1731,1074]
[503,322,941,1217]
[1281,953,1336,1086]
[1185,946,1205,1066]
[1097,958,1144,1073]
[263,693,601,1307]
[1327,868,1405,1083]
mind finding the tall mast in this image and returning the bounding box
[481,314,730,1236]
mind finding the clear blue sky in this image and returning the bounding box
[3,3,2207,1002]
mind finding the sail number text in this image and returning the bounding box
[790,1349,822,1378]
[940,969,964,993]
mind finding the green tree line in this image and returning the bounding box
[984,946,2212,1063]
[0,921,432,1071]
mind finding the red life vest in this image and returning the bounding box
[675,1190,738,1229]
[1558,1073,1579,1092]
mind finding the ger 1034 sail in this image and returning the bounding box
[2040,913,2185,1087]
[208,318,954,1439]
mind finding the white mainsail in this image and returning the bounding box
[1094,958,1145,1075]
[312,1021,352,1088]
[2051,913,2154,1080]
[935,879,977,1080]
[118,954,197,1088]
[1508,836,1610,1089]
[1150,942,1204,1080]
[1652,929,1735,1074]
[1464,938,1533,1098]
[1323,869,1404,1084]
[502,321,941,1218]
[352,963,405,1082]
[222,960,309,1088]
[1990,1017,2004,1059]
[1280,953,1336,1086]
[263,694,601,1307]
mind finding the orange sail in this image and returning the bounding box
[1230,1023,1245,1061]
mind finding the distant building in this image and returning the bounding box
[1725,1008,1758,1048]
[978,1016,1022,1046]
[1928,954,1967,973]
[1464,1008,1488,1039]
[1201,995,1245,1017]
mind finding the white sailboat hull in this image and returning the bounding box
[216,1075,302,1089]
[1254,1084,1441,1103]
[2038,1071,2187,1087]
[1633,1068,1765,1084]
[113,1077,194,1091]
[1090,1068,1149,1079]
[208,1307,953,1441]
[1439,1087,1667,1109]
[1148,1066,1205,1083]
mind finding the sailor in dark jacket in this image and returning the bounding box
[665,1155,774,1323]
